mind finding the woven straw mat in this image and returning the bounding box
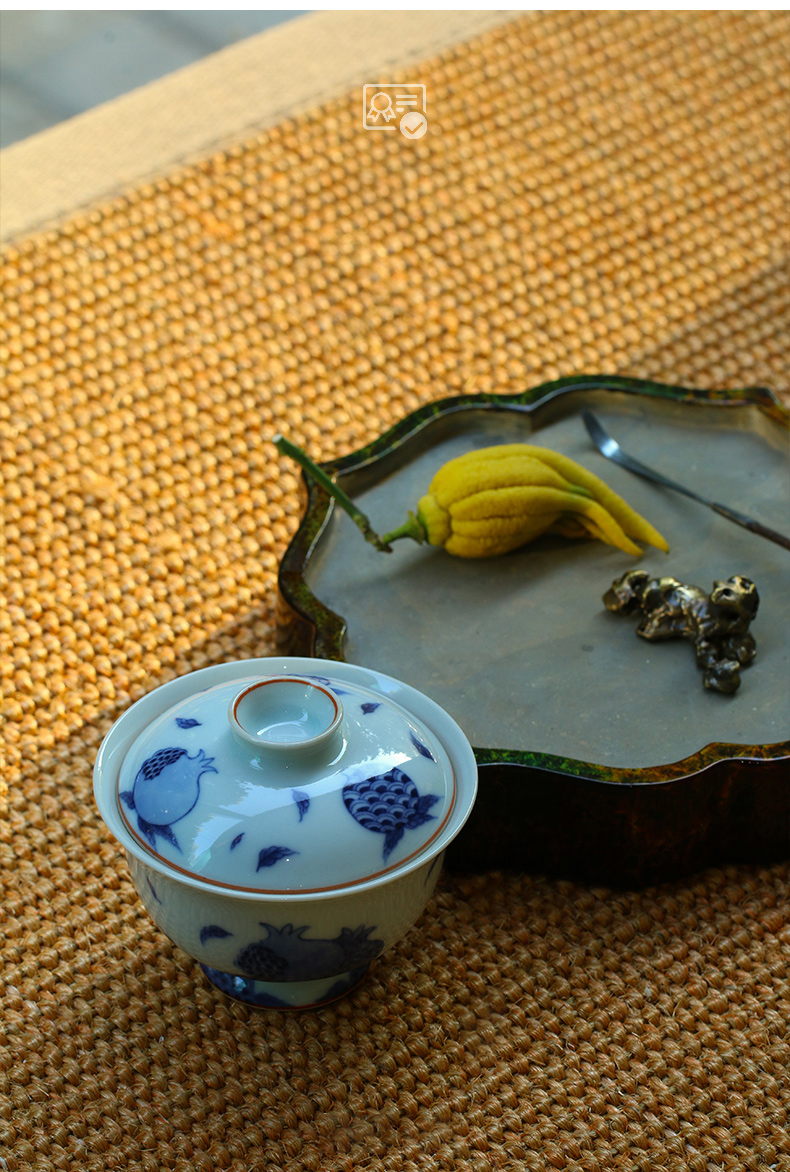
[2,10,789,1172]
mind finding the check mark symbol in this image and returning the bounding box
[400,113,427,139]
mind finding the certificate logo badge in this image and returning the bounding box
[363,84,428,139]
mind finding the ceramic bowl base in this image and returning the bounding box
[201,964,370,1009]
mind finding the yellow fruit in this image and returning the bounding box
[385,443,668,559]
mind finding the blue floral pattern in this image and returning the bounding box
[307,674,349,696]
[120,747,217,851]
[292,790,310,820]
[200,924,233,946]
[257,845,297,871]
[202,965,368,1008]
[343,767,440,861]
[409,731,436,761]
[234,922,384,982]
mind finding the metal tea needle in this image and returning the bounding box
[581,410,790,552]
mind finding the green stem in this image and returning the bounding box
[380,511,427,546]
[274,434,393,552]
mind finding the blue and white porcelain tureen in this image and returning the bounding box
[94,657,477,1009]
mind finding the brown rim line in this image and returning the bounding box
[116,765,457,896]
[231,677,341,744]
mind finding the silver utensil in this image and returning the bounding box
[582,410,790,552]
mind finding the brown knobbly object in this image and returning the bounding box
[604,571,760,693]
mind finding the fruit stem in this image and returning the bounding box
[274,435,393,552]
[380,511,427,546]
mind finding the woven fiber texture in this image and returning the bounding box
[2,9,789,1171]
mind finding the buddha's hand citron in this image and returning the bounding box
[275,436,669,559]
[381,444,669,558]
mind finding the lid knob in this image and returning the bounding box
[228,677,343,755]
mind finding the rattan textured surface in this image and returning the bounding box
[2,11,789,1171]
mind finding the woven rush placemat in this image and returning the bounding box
[2,10,789,1172]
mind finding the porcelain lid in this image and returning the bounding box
[116,672,456,893]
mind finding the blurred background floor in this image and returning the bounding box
[0,9,308,149]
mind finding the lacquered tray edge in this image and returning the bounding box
[446,752,790,887]
[316,375,789,480]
